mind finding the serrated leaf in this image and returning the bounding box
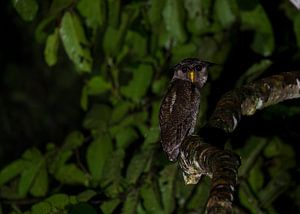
[30,164,48,197]
[294,14,300,47]
[241,4,274,56]
[63,131,84,150]
[86,76,112,95]
[13,0,38,22]
[163,0,187,43]
[59,12,93,72]
[0,160,26,187]
[86,135,113,181]
[55,164,88,185]
[44,28,59,66]
[101,199,121,214]
[121,64,153,102]
[81,85,89,111]
[77,0,104,29]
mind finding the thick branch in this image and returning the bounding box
[179,136,240,214]
[178,71,300,213]
[208,71,300,132]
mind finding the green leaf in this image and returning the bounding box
[0,160,26,187]
[101,199,120,214]
[241,4,274,56]
[110,102,132,124]
[151,77,169,95]
[122,191,139,214]
[31,201,52,214]
[144,127,160,145]
[294,14,300,47]
[77,190,97,202]
[55,164,88,185]
[86,135,113,181]
[19,148,44,197]
[116,126,138,149]
[171,43,197,62]
[214,0,237,28]
[44,28,59,66]
[184,0,210,35]
[125,31,147,57]
[140,179,164,214]
[46,193,70,208]
[81,85,89,111]
[67,203,98,214]
[12,0,38,22]
[83,104,112,130]
[148,0,166,28]
[77,0,104,29]
[35,0,73,42]
[63,131,84,150]
[163,0,187,43]
[248,159,264,192]
[158,164,177,213]
[100,149,125,188]
[103,12,129,56]
[86,76,112,95]
[235,59,272,87]
[59,12,93,72]
[30,164,48,197]
[121,64,153,102]
[126,149,153,184]
[151,101,161,126]
[187,177,210,211]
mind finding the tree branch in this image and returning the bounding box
[178,71,300,213]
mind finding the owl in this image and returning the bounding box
[159,58,211,161]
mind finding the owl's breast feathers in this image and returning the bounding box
[159,79,201,161]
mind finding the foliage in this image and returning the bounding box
[1,0,300,213]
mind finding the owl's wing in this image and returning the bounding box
[159,83,178,128]
[159,80,200,161]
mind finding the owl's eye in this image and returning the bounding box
[195,65,203,72]
[181,66,188,73]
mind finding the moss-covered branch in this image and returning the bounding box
[208,71,300,133]
[178,71,300,213]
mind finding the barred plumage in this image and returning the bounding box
[159,58,210,161]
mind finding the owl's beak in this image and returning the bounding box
[187,70,196,82]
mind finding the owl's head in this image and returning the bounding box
[172,58,213,87]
